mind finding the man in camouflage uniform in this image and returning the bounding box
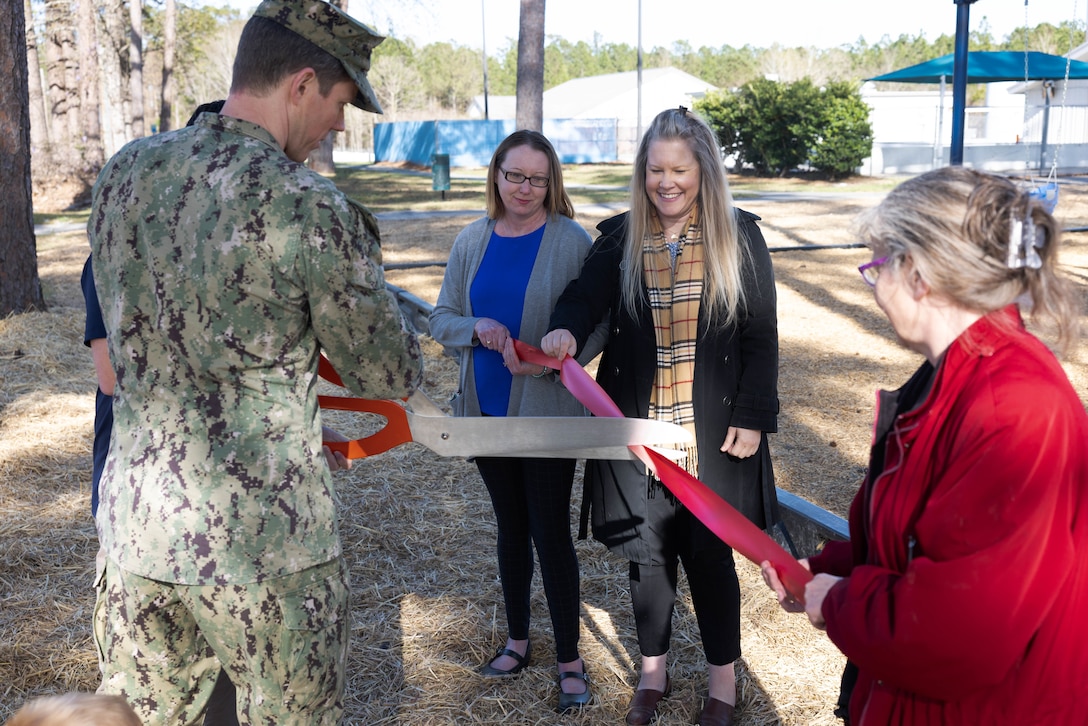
[88,2,422,723]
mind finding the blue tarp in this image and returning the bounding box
[374,119,619,167]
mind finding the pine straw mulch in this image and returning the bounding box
[3,186,1087,724]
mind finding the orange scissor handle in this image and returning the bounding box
[317,395,412,459]
[317,355,412,459]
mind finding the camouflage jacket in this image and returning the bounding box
[89,113,422,585]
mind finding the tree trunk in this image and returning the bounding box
[23,0,50,158]
[98,0,131,156]
[43,0,74,147]
[128,0,144,137]
[306,0,345,175]
[515,0,545,132]
[0,0,46,315]
[76,0,103,169]
[61,4,81,145]
[158,0,176,133]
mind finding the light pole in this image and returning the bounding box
[637,0,643,140]
[481,0,490,120]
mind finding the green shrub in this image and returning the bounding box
[808,82,874,179]
[696,78,872,178]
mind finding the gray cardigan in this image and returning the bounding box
[430,214,606,418]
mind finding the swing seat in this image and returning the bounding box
[1028,181,1059,214]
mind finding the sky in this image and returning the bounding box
[216,0,1088,52]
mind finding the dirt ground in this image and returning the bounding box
[2,178,1087,724]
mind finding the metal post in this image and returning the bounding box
[949,0,978,166]
[481,0,490,120]
[1039,81,1053,171]
[637,0,643,141]
[933,75,947,169]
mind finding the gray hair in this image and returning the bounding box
[855,166,1080,356]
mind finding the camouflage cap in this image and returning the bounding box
[253,0,385,113]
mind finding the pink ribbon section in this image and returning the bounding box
[513,339,812,602]
[643,447,813,602]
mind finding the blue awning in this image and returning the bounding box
[868,51,1088,84]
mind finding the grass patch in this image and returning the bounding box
[333,167,490,212]
[332,164,901,215]
[34,165,900,226]
[34,210,91,228]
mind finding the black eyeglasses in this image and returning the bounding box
[500,169,550,188]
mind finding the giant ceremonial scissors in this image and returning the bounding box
[317,356,691,462]
[319,342,812,603]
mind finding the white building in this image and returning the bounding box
[469,67,718,160]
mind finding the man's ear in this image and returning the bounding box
[287,68,318,105]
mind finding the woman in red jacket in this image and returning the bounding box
[763,166,1088,725]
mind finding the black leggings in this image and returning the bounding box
[475,456,581,663]
[629,532,742,666]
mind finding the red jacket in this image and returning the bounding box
[809,307,1088,725]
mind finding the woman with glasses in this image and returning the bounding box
[430,130,605,712]
[542,107,779,726]
[763,166,1088,725]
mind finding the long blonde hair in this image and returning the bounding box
[621,107,749,326]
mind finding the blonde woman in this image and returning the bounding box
[543,107,780,726]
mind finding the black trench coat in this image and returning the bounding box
[548,210,780,565]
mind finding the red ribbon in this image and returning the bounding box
[513,339,813,602]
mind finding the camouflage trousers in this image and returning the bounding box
[94,554,349,726]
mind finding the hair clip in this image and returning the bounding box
[1007,213,1044,270]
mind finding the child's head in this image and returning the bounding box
[4,693,141,726]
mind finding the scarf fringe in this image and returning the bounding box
[644,206,702,478]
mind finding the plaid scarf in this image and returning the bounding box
[643,206,702,476]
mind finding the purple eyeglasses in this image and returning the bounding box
[858,256,889,287]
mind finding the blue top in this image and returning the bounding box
[81,255,111,518]
[469,224,545,415]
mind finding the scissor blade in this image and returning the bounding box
[520,444,689,462]
[405,415,690,459]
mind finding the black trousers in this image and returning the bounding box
[628,507,742,666]
[475,456,581,663]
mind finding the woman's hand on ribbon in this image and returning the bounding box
[474,318,509,352]
[501,339,546,376]
[721,426,761,459]
[762,558,840,630]
[800,574,841,630]
[540,328,579,360]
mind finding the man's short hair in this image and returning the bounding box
[230,16,352,100]
[233,0,384,113]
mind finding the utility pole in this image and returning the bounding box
[481,0,490,120]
